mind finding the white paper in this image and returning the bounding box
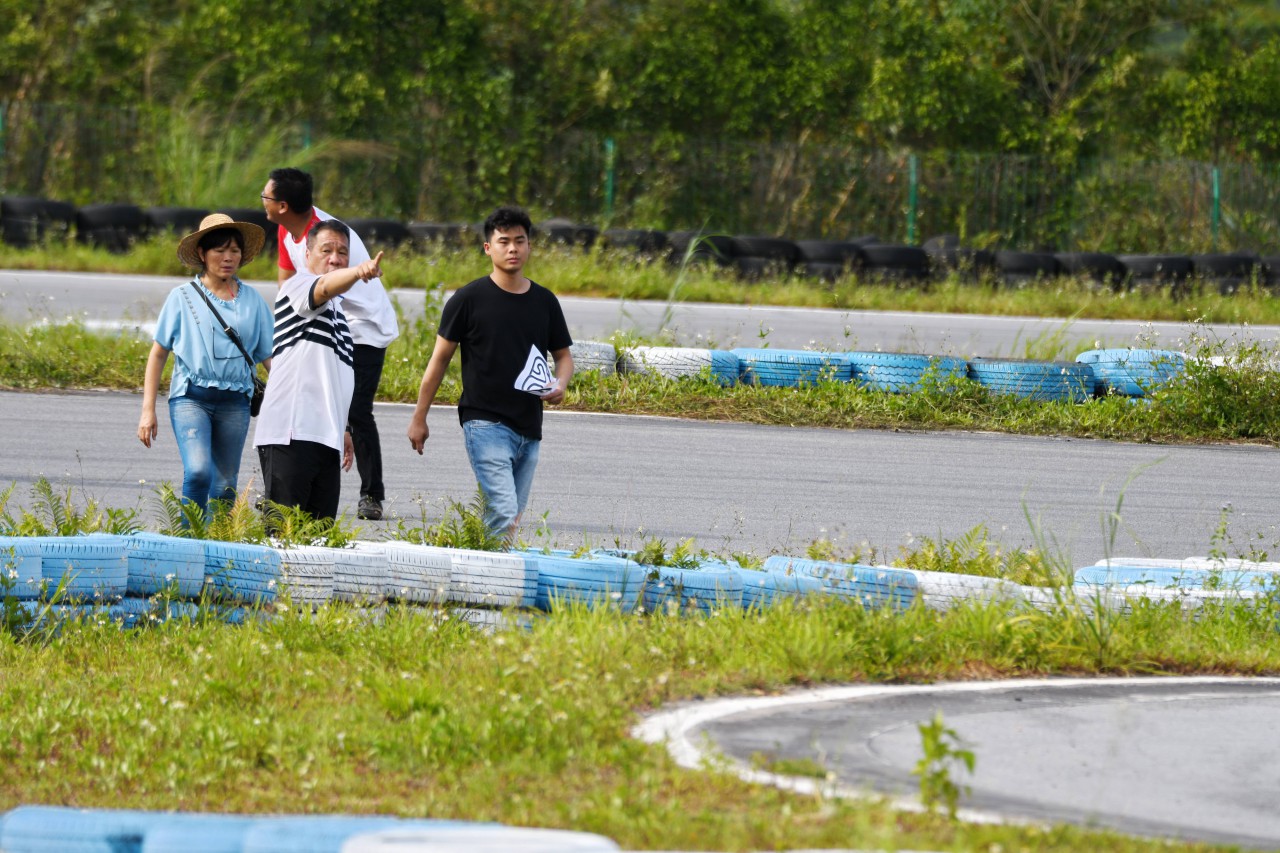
[514,344,555,395]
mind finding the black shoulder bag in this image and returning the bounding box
[189,282,267,416]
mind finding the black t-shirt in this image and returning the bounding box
[438,275,573,440]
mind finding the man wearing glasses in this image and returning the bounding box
[261,167,398,521]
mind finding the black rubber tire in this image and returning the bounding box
[1,196,75,247]
[601,228,668,254]
[144,206,210,236]
[536,219,599,249]
[407,221,472,249]
[922,234,961,253]
[1262,256,1280,288]
[1117,254,1194,281]
[216,207,276,254]
[345,218,412,251]
[74,203,147,253]
[1054,251,1126,284]
[729,235,799,265]
[802,261,847,283]
[849,233,881,246]
[996,250,1060,278]
[926,246,997,275]
[860,244,929,280]
[732,256,777,281]
[667,231,735,265]
[793,239,864,264]
[1191,253,1260,280]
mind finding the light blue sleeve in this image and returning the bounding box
[153,287,186,350]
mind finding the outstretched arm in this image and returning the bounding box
[407,336,458,454]
[310,251,384,307]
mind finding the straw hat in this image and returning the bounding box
[176,213,266,268]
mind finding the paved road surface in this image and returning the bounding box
[4,268,1276,356]
[2,390,1277,564]
[644,677,1280,849]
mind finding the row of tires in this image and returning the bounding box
[569,342,1188,402]
[3,196,1276,292]
[3,534,1254,625]
[0,805,625,853]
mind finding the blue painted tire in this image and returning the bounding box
[740,569,824,609]
[117,596,199,626]
[0,535,43,600]
[525,554,647,612]
[204,542,281,604]
[126,532,205,597]
[967,358,1094,402]
[140,814,257,853]
[844,352,969,393]
[1075,348,1186,397]
[0,805,191,853]
[642,559,745,614]
[240,816,481,853]
[731,348,852,387]
[31,535,128,601]
[763,555,918,611]
[1074,564,1275,591]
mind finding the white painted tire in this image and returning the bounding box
[272,546,336,607]
[619,346,739,385]
[339,826,620,852]
[546,340,616,376]
[301,545,389,604]
[444,548,536,607]
[354,540,451,604]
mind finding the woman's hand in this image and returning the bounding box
[138,408,158,448]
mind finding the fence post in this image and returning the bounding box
[1211,165,1220,251]
[907,152,919,244]
[604,137,616,222]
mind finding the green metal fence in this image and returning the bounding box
[2,101,1277,253]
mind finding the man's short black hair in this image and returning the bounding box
[269,167,314,214]
[483,205,533,241]
[307,218,351,248]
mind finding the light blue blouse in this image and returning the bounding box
[153,277,274,400]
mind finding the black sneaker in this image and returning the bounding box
[357,495,383,521]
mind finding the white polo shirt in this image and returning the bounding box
[277,206,399,348]
[253,271,355,453]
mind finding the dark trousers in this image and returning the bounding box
[349,344,386,502]
[258,441,342,522]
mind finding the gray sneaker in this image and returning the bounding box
[357,495,383,521]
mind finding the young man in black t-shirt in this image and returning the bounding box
[407,206,574,538]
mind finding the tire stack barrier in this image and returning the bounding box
[732,348,852,386]
[566,341,618,376]
[619,346,738,386]
[967,358,1095,402]
[1075,348,1186,398]
[344,218,413,252]
[763,556,919,612]
[641,558,746,615]
[845,352,968,393]
[0,535,44,600]
[0,196,75,247]
[522,551,647,613]
[74,203,147,253]
[353,540,451,605]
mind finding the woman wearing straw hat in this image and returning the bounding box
[137,213,275,515]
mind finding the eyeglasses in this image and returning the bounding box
[261,194,280,202]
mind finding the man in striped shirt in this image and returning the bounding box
[254,220,384,523]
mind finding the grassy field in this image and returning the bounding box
[1,574,1274,852]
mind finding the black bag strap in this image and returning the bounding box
[189,280,254,369]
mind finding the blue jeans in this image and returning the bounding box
[462,419,540,536]
[168,384,251,514]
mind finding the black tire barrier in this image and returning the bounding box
[1262,255,1280,286]
[793,239,865,265]
[536,218,598,249]
[345,217,413,251]
[801,260,847,282]
[1054,251,1127,287]
[74,203,147,254]
[666,230,736,266]
[995,250,1060,283]
[1117,254,1194,283]
[732,255,778,280]
[1191,252,1261,280]
[923,235,997,278]
[0,196,76,247]
[601,228,668,254]
[143,206,210,237]
[407,221,475,250]
[1076,348,1186,397]
[728,235,799,266]
[967,357,1095,402]
[860,244,930,281]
